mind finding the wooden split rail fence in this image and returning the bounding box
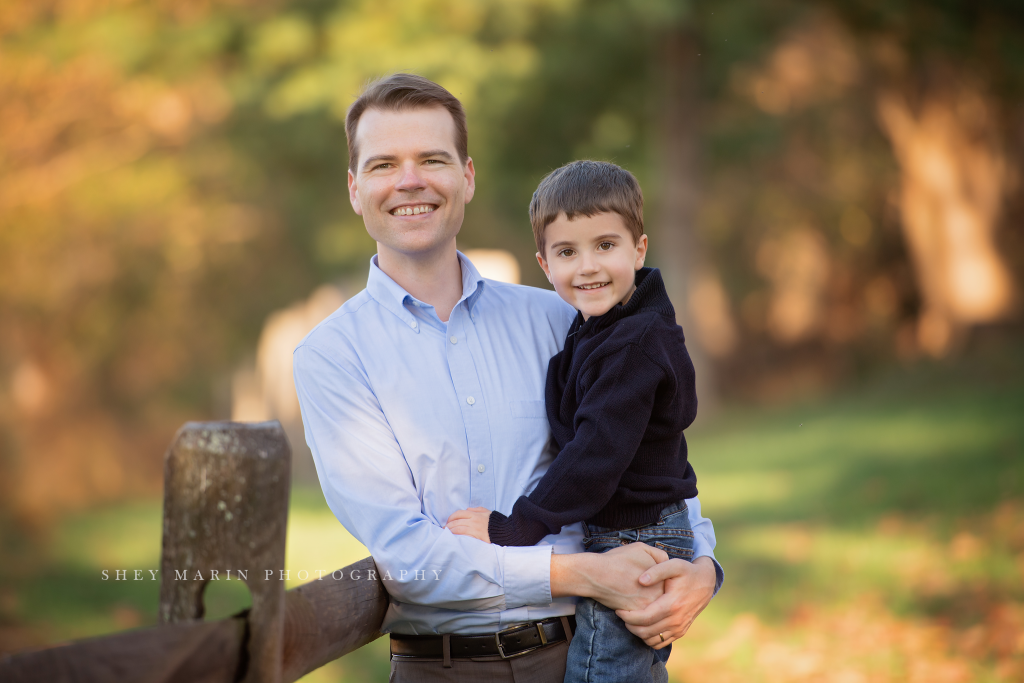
[0,421,389,683]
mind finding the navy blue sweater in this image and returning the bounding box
[488,267,698,547]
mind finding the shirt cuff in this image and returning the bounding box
[692,536,725,597]
[501,544,554,609]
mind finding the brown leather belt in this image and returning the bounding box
[390,616,575,660]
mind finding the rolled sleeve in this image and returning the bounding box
[501,544,554,607]
[686,496,724,596]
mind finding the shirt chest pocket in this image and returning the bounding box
[509,400,547,419]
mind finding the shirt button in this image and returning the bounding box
[466,396,475,405]
[410,321,418,329]
[450,336,458,344]
[477,464,486,474]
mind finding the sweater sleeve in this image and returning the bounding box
[488,342,666,546]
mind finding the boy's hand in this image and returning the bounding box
[446,507,492,543]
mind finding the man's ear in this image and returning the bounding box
[463,157,476,204]
[347,169,363,215]
[536,252,552,284]
[634,234,648,270]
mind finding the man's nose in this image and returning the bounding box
[395,162,426,191]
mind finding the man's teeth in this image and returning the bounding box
[577,283,608,290]
[392,205,435,216]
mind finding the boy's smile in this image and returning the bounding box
[537,212,648,320]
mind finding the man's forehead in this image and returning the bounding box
[354,106,458,155]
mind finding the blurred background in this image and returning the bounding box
[1,0,1023,680]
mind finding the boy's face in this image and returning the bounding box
[536,212,648,320]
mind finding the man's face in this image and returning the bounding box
[537,212,648,320]
[348,107,475,261]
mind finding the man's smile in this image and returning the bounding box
[389,204,437,216]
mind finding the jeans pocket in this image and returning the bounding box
[583,535,625,553]
[653,541,694,561]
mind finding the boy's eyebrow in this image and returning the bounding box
[549,232,627,250]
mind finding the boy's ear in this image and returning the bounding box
[634,234,648,270]
[535,252,553,284]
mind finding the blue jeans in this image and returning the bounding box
[564,500,695,683]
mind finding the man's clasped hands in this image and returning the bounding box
[446,506,715,649]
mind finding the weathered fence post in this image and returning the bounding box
[0,419,389,682]
[159,421,291,683]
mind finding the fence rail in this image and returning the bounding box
[0,421,388,683]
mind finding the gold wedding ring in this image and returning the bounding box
[659,632,666,643]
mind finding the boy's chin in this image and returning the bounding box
[579,303,615,319]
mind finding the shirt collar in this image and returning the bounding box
[365,251,487,327]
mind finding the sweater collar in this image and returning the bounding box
[574,267,674,336]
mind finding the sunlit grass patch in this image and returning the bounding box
[671,596,1024,683]
[671,352,1024,682]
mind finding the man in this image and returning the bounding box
[294,73,722,682]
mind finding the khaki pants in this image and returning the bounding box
[389,641,569,682]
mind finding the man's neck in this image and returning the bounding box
[376,243,464,323]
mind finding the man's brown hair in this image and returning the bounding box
[530,160,644,253]
[345,73,468,173]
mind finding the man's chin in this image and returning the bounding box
[376,236,460,262]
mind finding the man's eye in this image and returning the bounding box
[374,163,392,170]
[425,159,443,165]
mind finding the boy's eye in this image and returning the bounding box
[598,242,614,251]
[558,248,575,258]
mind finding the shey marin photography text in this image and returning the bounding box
[100,568,443,581]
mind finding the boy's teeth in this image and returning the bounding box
[392,205,435,216]
[578,283,608,290]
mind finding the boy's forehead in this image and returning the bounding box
[548,211,630,238]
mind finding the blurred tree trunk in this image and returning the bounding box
[655,27,737,410]
[877,75,1017,356]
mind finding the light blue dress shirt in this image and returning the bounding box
[293,252,722,635]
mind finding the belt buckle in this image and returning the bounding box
[494,621,548,659]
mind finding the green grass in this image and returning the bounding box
[2,343,1022,681]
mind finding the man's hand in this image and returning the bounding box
[445,507,491,543]
[616,556,716,649]
[551,543,668,612]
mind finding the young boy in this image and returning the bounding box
[447,160,699,682]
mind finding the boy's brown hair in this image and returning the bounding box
[530,160,644,253]
[345,73,468,173]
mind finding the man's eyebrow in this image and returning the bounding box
[361,154,396,171]
[360,150,455,171]
[419,149,454,161]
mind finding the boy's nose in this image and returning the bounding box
[578,255,599,274]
